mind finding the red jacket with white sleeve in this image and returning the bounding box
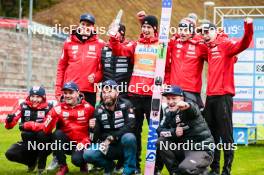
[165,35,208,93]
[206,21,253,96]
[5,97,51,130]
[55,32,105,97]
[43,99,94,145]
[25,99,95,145]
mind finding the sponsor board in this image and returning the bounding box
[233,101,252,112]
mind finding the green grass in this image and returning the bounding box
[1,122,264,175]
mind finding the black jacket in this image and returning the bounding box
[93,97,136,142]
[157,102,214,151]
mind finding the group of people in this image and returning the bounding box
[4,9,253,175]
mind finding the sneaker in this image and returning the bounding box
[103,167,114,175]
[80,164,88,173]
[113,166,123,174]
[56,165,69,175]
[134,169,142,175]
[27,160,37,173]
[88,164,94,171]
[154,170,162,175]
[47,157,59,171]
[89,165,103,173]
[27,164,36,172]
[208,171,220,175]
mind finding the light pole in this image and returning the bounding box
[27,0,33,90]
[204,1,215,20]
[18,0,22,32]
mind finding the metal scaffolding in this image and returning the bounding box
[214,6,264,27]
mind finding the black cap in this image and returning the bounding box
[102,80,118,89]
[162,85,184,96]
[29,86,46,97]
[142,15,158,31]
[198,22,216,32]
[62,81,79,91]
[80,13,95,24]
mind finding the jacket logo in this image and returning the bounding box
[101,114,108,120]
[115,111,123,118]
[98,108,103,113]
[63,112,69,118]
[78,110,84,117]
[188,44,195,51]
[72,45,78,50]
[72,45,78,55]
[176,115,181,124]
[120,104,126,108]
[106,51,112,57]
[89,45,96,51]
[104,124,110,129]
[211,46,218,51]
[24,110,30,117]
[25,116,30,121]
[176,44,183,48]
[38,111,45,118]
[115,123,124,128]
[129,114,135,118]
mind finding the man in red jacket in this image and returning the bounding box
[5,86,52,175]
[48,82,94,175]
[165,14,208,109]
[28,82,95,175]
[55,13,105,106]
[109,14,159,173]
[199,18,254,175]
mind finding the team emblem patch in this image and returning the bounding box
[24,110,30,116]
[38,111,45,118]
[114,111,123,118]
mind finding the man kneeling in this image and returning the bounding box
[84,80,137,175]
[156,85,214,175]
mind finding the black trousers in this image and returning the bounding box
[52,130,85,167]
[5,131,51,169]
[129,95,151,169]
[83,92,96,107]
[156,137,213,175]
[204,95,234,175]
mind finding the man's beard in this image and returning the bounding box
[104,98,116,107]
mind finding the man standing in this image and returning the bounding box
[109,14,159,172]
[55,13,105,106]
[199,18,254,175]
[156,85,214,175]
[5,86,52,175]
[83,80,137,175]
[165,14,207,109]
[101,23,134,98]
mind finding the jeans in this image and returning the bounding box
[83,133,137,175]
